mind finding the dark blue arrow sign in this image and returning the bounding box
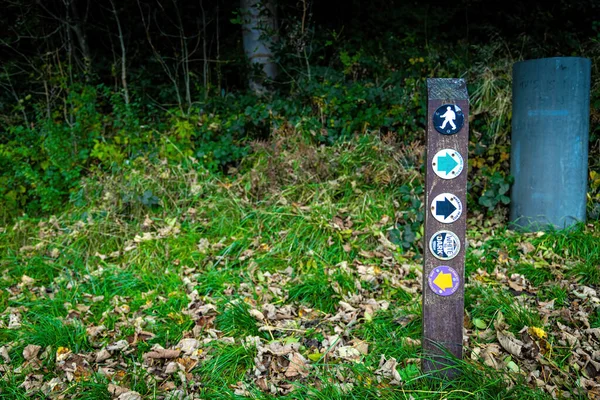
[435,197,457,219]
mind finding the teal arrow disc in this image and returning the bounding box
[438,153,458,174]
[432,149,464,180]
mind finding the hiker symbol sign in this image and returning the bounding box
[433,104,464,135]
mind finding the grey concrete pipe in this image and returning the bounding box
[510,57,591,230]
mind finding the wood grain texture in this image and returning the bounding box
[423,79,469,377]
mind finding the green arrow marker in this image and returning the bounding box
[437,153,458,174]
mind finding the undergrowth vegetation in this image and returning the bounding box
[1,37,599,221]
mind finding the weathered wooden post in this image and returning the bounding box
[423,79,469,376]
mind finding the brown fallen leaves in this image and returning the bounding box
[375,355,402,385]
[254,341,310,394]
[56,347,92,382]
[3,207,599,399]
[108,384,142,400]
[143,347,181,360]
[23,344,41,361]
[467,270,600,399]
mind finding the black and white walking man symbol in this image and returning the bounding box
[433,104,464,135]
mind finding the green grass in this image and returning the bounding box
[568,263,600,286]
[61,376,112,400]
[287,274,341,314]
[0,373,32,399]
[513,263,555,286]
[216,299,262,338]
[196,267,238,296]
[355,308,422,362]
[590,308,600,329]
[539,284,569,307]
[23,315,90,350]
[1,255,64,287]
[0,135,596,399]
[535,225,600,265]
[466,285,543,333]
[197,343,256,384]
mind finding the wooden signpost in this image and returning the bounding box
[423,79,469,376]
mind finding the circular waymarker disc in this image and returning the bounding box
[428,266,460,296]
[430,193,463,224]
[433,104,464,135]
[429,230,461,260]
[432,149,464,180]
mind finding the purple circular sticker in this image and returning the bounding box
[428,266,460,297]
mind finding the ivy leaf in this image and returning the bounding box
[499,183,510,195]
[473,318,487,330]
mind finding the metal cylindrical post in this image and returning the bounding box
[510,57,591,230]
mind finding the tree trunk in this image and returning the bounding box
[109,0,129,105]
[240,0,278,94]
[68,0,92,75]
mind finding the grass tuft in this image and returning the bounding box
[539,284,569,308]
[216,300,261,338]
[20,315,91,353]
[513,263,555,286]
[466,285,542,332]
[197,343,256,384]
[568,263,600,286]
[287,275,340,314]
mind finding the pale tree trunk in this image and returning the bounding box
[67,0,92,75]
[240,0,278,94]
[109,0,129,105]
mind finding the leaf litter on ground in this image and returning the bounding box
[0,135,598,398]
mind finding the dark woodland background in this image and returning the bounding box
[1,0,599,220]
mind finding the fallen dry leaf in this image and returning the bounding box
[284,352,310,378]
[249,309,265,321]
[108,383,130,397]
[0,346,11,363]
[497,330,524,358]
[353,340,369,355]
[8,313,21,329]
[176,338,200,356]
[336,346,362,362]
[375,355,402,385]
[164,361,180,374]
[95,349,111,363]
[518,242,535,254]
[20,374,44,391]
[86,324,106,338]
[143,349,181,360]
[106,340,129,352]
[23,345,42,361]
[118,391,142,400]
[21,275,35,286]
[56,347,71,362]
[40,377,63,396]
[479,343,503,369]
